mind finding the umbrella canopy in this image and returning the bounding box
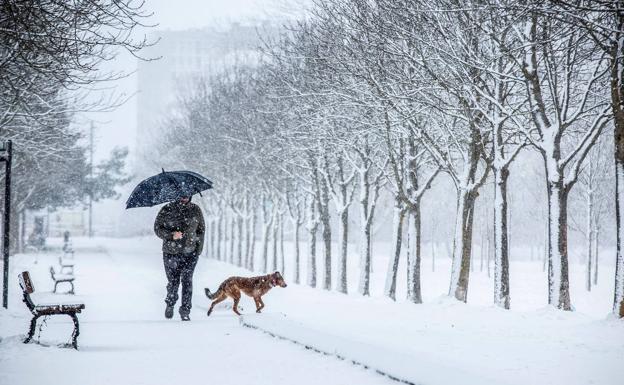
[126,169,213,209]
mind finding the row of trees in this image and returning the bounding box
[154,0,624,316]
[1,1,153,249]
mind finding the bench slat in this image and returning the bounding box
[35,304,85,313]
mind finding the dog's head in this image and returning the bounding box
[271,271,287,288]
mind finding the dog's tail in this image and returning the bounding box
[205,287,221,300]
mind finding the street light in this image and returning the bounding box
[0,140,12,309]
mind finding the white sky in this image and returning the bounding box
[85,0,305,162]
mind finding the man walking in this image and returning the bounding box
[154,196,205,321]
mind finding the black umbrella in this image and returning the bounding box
[126,169,213,209]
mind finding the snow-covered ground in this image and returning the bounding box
[1,237,622,385]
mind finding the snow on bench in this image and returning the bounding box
[49,266,76,294]
[20,271,85,349]
[240,313,505,385]
[58,256,75,275]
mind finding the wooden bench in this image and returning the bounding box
[19,271,85,349]
[49,266,75,294]
[58,256,75,275]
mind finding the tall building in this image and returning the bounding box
[135,23,271,172]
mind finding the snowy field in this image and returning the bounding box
[1,236,622,385]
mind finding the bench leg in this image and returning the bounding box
[69,313,80,349]
[53,281,58,293]
[24,315,40,344]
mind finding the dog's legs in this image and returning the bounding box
[254,297,262,313]
[257,297,265,312]
[207,293,227,316]
[232,290,242,316]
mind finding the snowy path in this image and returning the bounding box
[0,240,393,385]
[1,237,622,385]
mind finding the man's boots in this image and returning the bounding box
[180,313,190,321]
[165,305,174,319]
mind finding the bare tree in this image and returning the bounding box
[496,8,611,310]
[544,0,624,318]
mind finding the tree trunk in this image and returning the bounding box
[279,213,285,274]
[9,208,19,253]
[211,218,217,259]
[236,215,243,267]
[336,208,348,294]
[213,218,218,259]
[229,212,235,265]
[294,221,301,284]
[612,35,624,317]
[217,215,223,261]
[307,199,318,288]
[407,205,422,304]
[244,206,251,269]
[493,167,511,309]
[20,210,26,253]
[586,187,594,292]
[320,184,332,291]
[272,213,278,272]
[357,169,376,296]
[249,209,257,271]
[358,204,373,296]
[480,221,485,273]
[223,214,229,262]
[204,218,210,258]
[243,213,250,268]
[449,188,478,302]
[545,174,572,311]
[205,218,211,258]
[384,204,406,301]
[358,219,372,296]
[223,214,228,262]
[615,154,624,317]
[261,207,273,273]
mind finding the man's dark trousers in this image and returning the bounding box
[163,251,199,315]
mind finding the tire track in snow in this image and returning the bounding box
[240,315,417,385]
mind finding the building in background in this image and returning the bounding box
[135,22,273,173]
[47,209,86,237]
[22,208,86,249]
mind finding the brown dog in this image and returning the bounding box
[205,271,287,316]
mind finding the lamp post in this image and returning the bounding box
[1,140,12,309]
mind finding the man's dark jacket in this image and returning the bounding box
[154,201,205,255]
